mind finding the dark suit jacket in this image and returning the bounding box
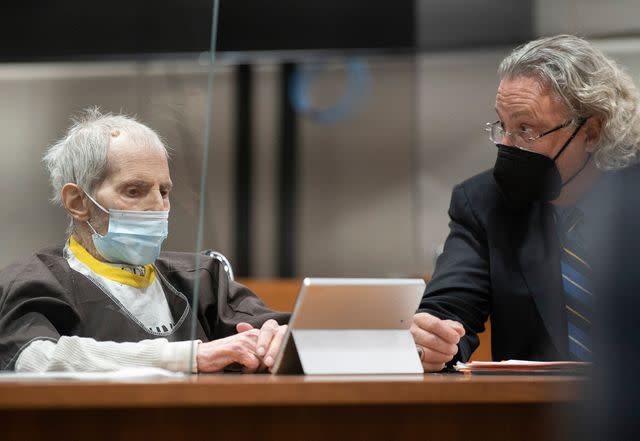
[418,167,638,362]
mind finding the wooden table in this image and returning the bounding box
[0,373,584,441]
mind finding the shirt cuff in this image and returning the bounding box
[160,340,201,373]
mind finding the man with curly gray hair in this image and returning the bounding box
[412,34,640,371]
[0,108,289,373]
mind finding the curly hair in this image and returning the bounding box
[498,34,640,170]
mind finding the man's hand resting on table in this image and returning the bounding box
[411,312,465,372]
[196,319,288,373]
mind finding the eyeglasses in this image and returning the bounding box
[484,118,580,148]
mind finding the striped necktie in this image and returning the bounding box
[559,207,592,361]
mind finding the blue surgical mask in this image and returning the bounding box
[84,192,169,265]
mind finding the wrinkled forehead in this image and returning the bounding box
[499,73,568,102]
[107,122,167,152]
[103,131,171,183]
[496,75,570,121]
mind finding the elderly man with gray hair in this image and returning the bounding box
[411,34,640,371]
[0,109,289,373]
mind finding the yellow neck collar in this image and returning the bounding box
[68,236,156,289]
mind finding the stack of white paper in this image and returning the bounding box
[455,360,590,374]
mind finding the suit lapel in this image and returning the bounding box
[517,202,568,358]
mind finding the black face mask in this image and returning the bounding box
[493,119,588,203]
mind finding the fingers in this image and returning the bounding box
[411,325,458,356]
[412,313,465,368]
[239,352,260,373]
[236,322,255,333]
[237,328,260,345]
[231,332,260,368]
[264,325,288,370]
[443,319,465,337]
[196,330,260,373]
[256,319,279,358]
[223,333,261,373]
[413,313,461,345]
[419,346,456,364]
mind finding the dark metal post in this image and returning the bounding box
[278,62,298,277]
[234,63,252,276]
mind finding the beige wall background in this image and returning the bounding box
[1,1,639,276]
[0,57,421,277]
